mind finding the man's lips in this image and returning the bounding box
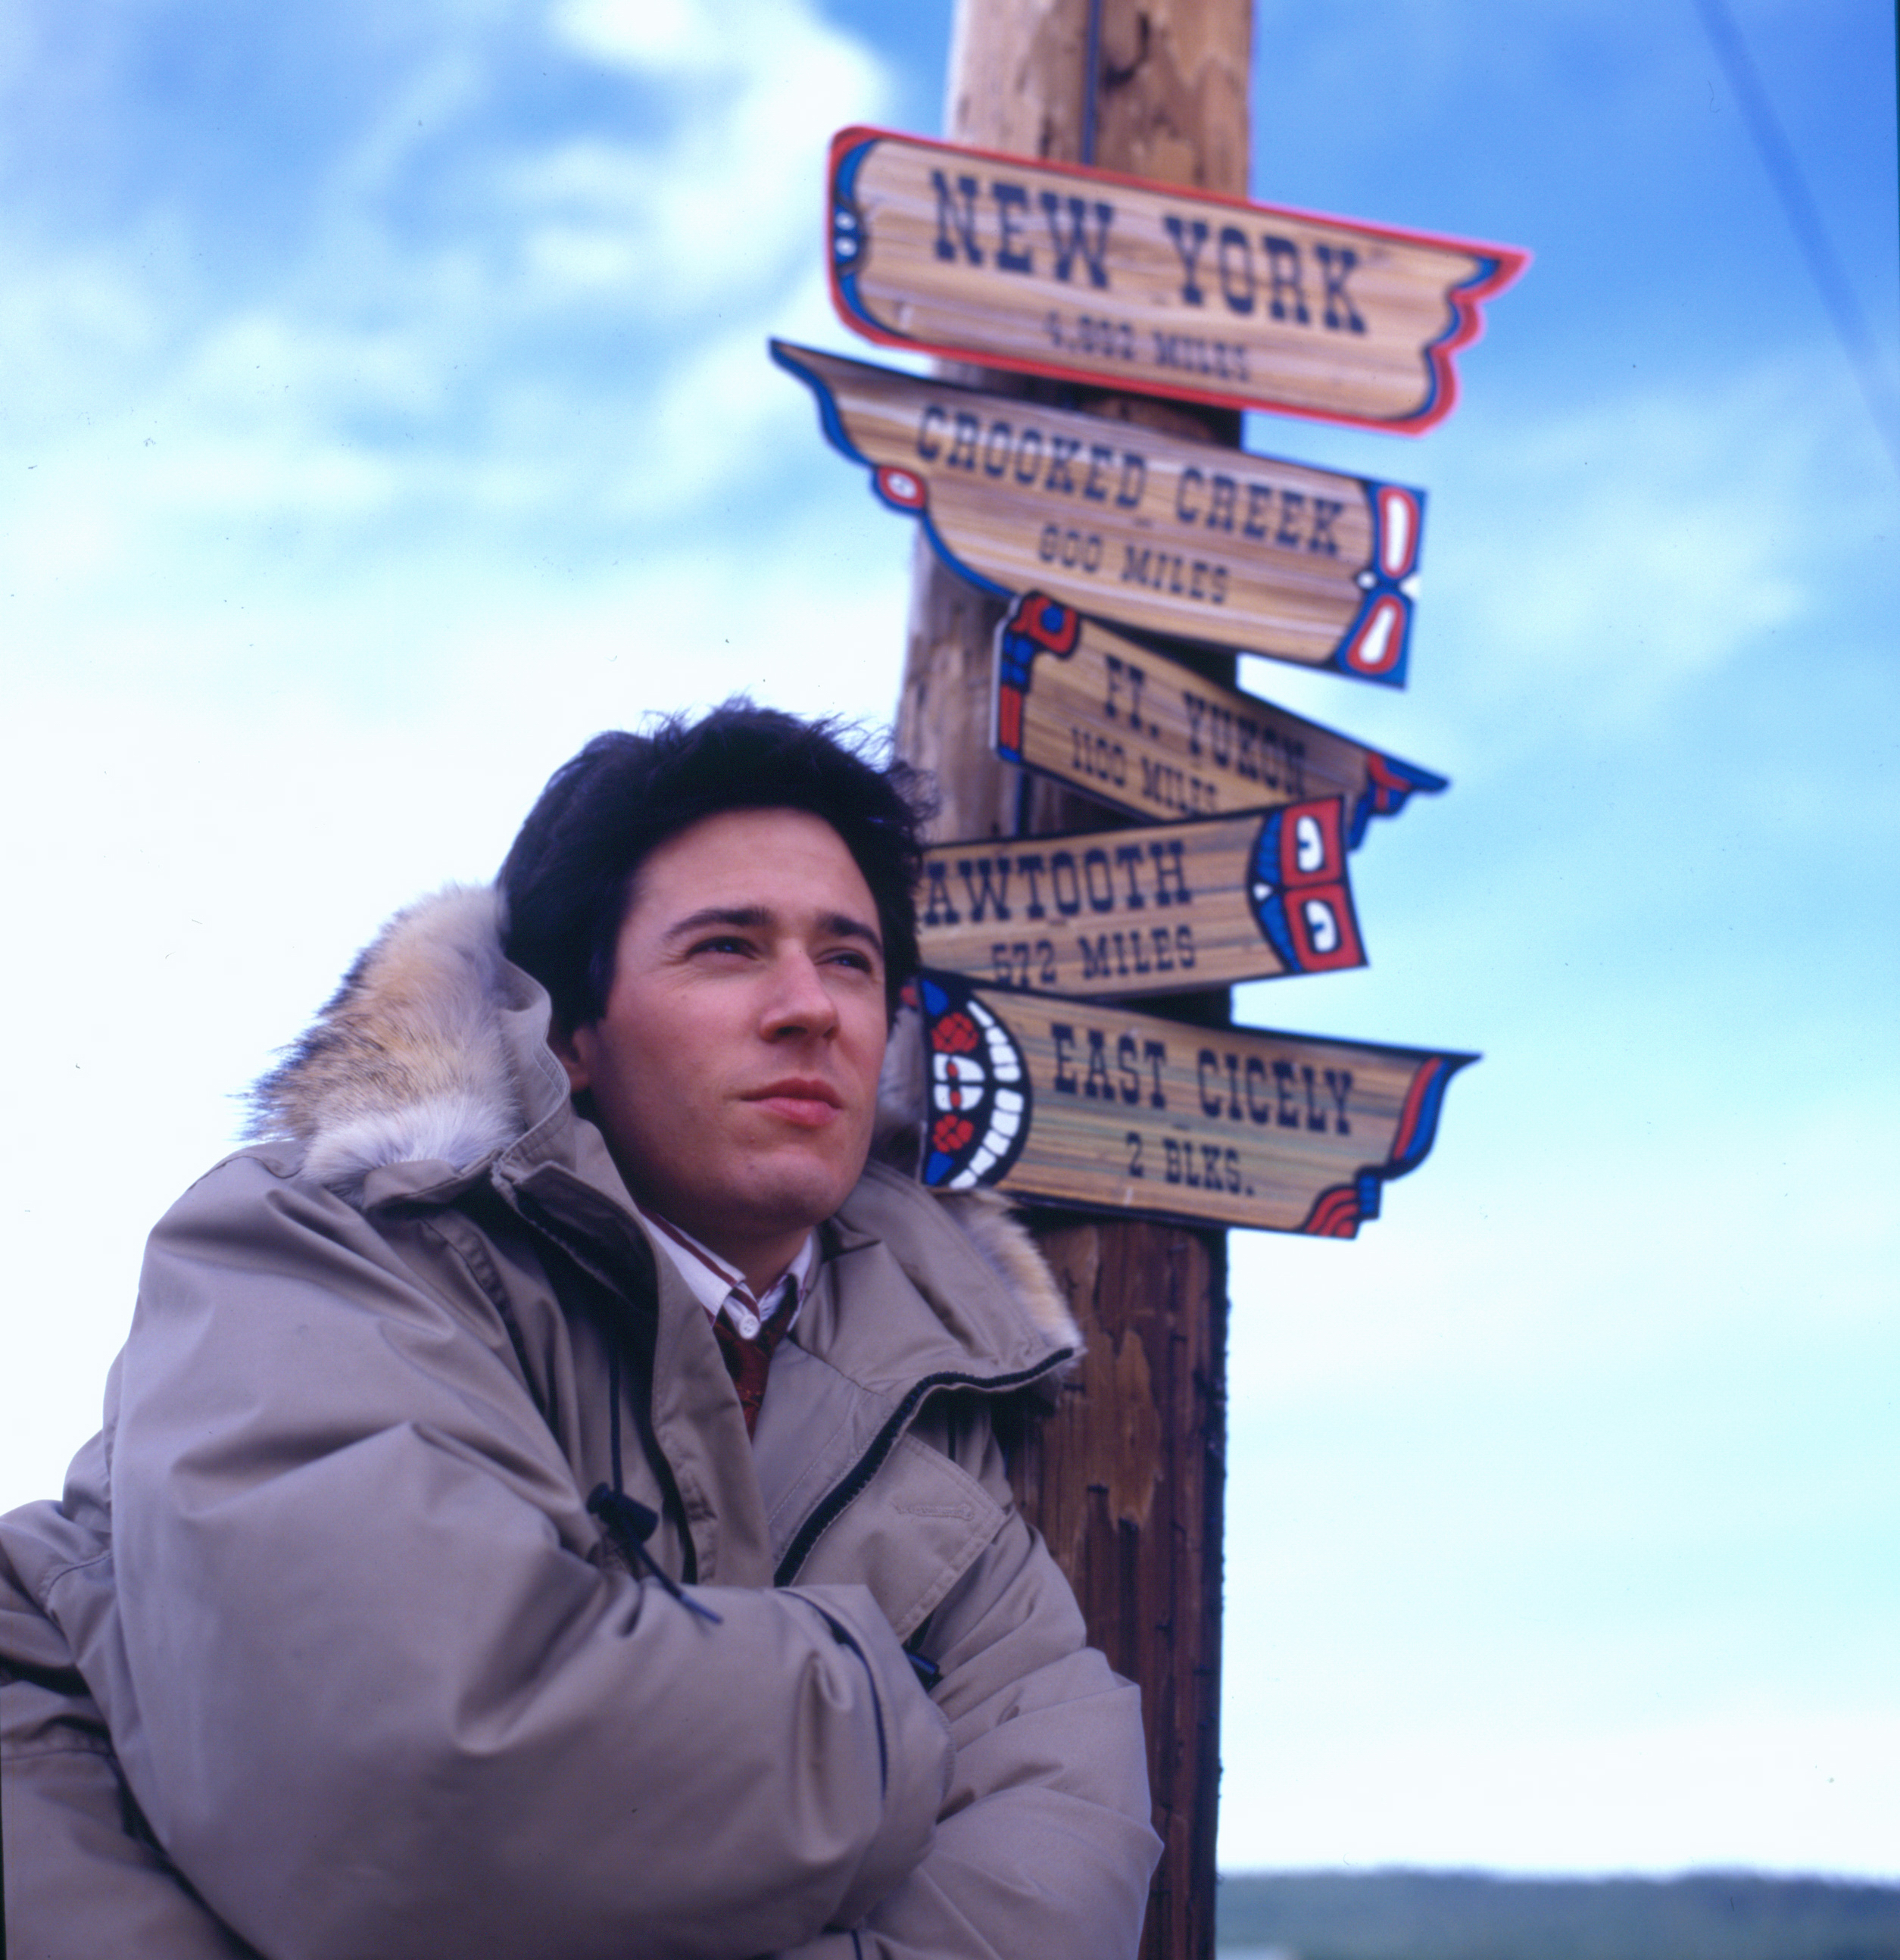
[744,1080,845,1128]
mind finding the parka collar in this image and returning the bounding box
[245,882,1081,1381]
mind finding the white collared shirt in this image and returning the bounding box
[636,1207,818,1342]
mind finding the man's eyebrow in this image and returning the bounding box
[819,911,884,957]
[664,904,884,957]
[663,905,772,941]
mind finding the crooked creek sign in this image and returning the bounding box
[993,594,1445,840]
[916,802,1365,1000]
[907,972,1471,1235]
[828,126,1527,434]
[775,341,1424,685]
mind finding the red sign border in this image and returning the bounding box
[825,124,1530,437]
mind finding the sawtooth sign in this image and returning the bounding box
[773,340,1425,685]
[993,593,1445,843]
[916,802,1365,1000]
[906,971,1473,1236]
[827,126,1528,434]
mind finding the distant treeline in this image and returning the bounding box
[1216,1870,1900,1960]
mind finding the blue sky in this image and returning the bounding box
[3,0,1895,1881]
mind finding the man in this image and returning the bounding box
[0,704,1161,1958]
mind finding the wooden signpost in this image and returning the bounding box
[812,8,1521,1951]
[773,339,1426,685]
[994,591,1446,838]
[917,801,1365,1000]
[907,971,1471,1237]
[828,126,1528,434]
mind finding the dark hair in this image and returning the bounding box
[499,701,931,1028]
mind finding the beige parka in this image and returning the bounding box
[0,888,1160,1958]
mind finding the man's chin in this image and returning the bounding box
[725,1150,868,1239]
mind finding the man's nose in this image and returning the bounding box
[760,948,840,1038]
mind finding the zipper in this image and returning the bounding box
[772,1354,1070,1587]
[497,1178,1075,1599]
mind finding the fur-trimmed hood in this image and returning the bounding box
[245,885,1079,1354]
[248,885,524,1197]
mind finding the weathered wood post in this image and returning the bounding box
[894,5,1252,1954]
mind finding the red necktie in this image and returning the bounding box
[712,1306,789,1438]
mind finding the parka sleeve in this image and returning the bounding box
[778,1437,1163,1960]
[2,1527,259,1959]
[104,1156,951,1960]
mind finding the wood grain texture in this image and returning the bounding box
[997,598,1446,834]
[829,127,1526,432]
[775,339,1425,681]
[1000,1212,1225,1960]
[944,0,1250,195]
[917,803,1366,998]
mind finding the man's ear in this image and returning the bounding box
[548,1020,594,1097]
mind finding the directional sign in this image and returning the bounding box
[993,593,1444,844]
[827,126,1528,435]
[917,802,1365,1000]
[907,972,1472,1236]
[774,341,1424,685]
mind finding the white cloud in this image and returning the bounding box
[0,0,893,701]
[553,0,723,72]
[1433,353,1895,738]
[525,0,884,311]
[1244,346,1896,785]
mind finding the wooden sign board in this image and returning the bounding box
[828,126,1528,435]
[907,972,1472,1236]
[994,593,1445,843]
[774,341,1424,685]
[916,802,1365,1000]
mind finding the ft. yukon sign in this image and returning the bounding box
[994,594,1445,844]
[916,803,1365,1000]
[828,127,1528,434]
[774,341,1424,685]
[907,972,1472,1236]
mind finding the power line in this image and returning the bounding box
[1692,0,1900,481]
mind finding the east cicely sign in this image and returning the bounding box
[775,342,1424,685]
[828,127,1527,433]
[908,972,1472,1237]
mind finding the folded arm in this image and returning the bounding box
[779,1432,1162,1959]
[105,1157,950,1960]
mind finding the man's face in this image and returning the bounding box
[556,807,889,1288]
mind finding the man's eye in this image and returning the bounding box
[828,948,878,975]
[693,935,754,957]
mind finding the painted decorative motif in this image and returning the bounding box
[914,972,1034,1191]
[1247,797,1364,974]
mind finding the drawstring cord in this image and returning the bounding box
[588,1336,722,1626]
